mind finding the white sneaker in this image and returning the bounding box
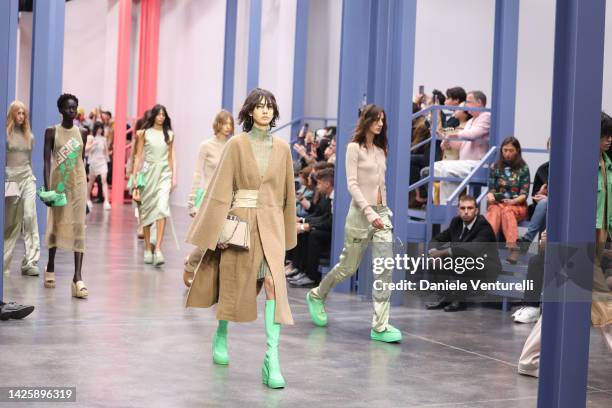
[103,201,112,210]
[514,306,540,324]
[512,307,524,318]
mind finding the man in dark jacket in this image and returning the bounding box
[426,195,501,311]
[289,168,334,287]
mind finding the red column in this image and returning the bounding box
[111,0,132,207]
[136,0,161,117]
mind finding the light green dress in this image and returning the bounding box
[139,128,173,227]
[248,126,272,279]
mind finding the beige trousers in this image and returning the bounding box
[4,166,40,273]
[310,205,394,332]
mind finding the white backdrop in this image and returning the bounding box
[13,0,612,208]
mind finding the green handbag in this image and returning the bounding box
[128,172,146,190]
[194,188,205,210]
[37,187,67,207]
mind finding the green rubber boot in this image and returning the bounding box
[262,300,285,389]
[212,320,229,365]
[306,290,328,327]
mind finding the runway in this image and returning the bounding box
[2,204,611,407]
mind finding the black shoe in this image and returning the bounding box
[517,237,531,253]
[0,302,35,320]
[425,300,450,310]
[443,301,467,312]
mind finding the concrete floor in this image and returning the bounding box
[1,204,611,408]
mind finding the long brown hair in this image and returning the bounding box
[6,101,34,149]
[351,104,388,155]
[493,136,526,170]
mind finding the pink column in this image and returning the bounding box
[136,0,160,117]
[111,0,132,207]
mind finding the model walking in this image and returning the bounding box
[185,88,296,389]
[42,94,88,298]
[4,101,40,276]
[131,104,176,266]
[306,104,402,343]
[183,110,234,287]
[85,121,111,211]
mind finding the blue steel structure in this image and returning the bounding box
[221,0,238,112]
[246,0,262,94]
[290,0,310,140]
[538,1,606,407]
[29,0,66,236]
[0,0,19,299]
[491,0,519,147]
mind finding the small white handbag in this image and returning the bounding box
[217,215,250,250]
[4,182,20,198]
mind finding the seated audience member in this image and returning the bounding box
[439,103,471,161]
[296,166,315,218]
[426,195,501,312]
[325,137,336,164]
[433,91,491,203]
[443,86,468,128]
[518,139,550,250]
[486,136,530,264]
[512,231,546,324]
[293,130,317,169]
[287,168,335,287]
[0,300,34,320]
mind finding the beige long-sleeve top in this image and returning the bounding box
[187,135,228,212]
[346,142,387,223]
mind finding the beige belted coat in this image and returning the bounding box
[185,133,297,324]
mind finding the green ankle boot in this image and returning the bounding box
[212,320,229,365]
[262,300,285,389]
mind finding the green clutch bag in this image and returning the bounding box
[128,172,146,190]
[37,187,67,207]
[194,188,205,210]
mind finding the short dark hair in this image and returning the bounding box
[458,195,477,207]
[56,93,79,111]
[316,168,334,184]
[237,88,280,132]
[601,111,612,137]
[468,90,487,107]
[446,87,467,103]
[92,121,105,136]
[313,161,334,172]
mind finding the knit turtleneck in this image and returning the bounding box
[248,126,273,178]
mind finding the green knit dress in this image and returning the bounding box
[248,126,273,279]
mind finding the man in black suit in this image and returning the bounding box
[426,195,501,311]
[288,168,334,287]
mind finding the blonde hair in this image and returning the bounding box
[6,101,33,149]
[212,110,234,135]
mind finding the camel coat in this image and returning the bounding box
[185,133,297,324]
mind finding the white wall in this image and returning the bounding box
[156,0,226,206]
[258,0,297,141]
[233,0,250,120]
[304,0,341,121]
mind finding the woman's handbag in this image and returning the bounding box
[194,188,205,210]
[217,215,250,250]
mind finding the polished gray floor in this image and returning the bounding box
[1,204,611,408]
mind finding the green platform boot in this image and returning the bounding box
[262,300,285,389]
[212,320,229,365]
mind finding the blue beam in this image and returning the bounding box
[331,0,372,293]
[0,0,19,299]
[290,0,310,140]
[490,0,519,147]
[246,0,262,93]
[538,1,606,407]
[30,0,66,236]
[221,0,238,112]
